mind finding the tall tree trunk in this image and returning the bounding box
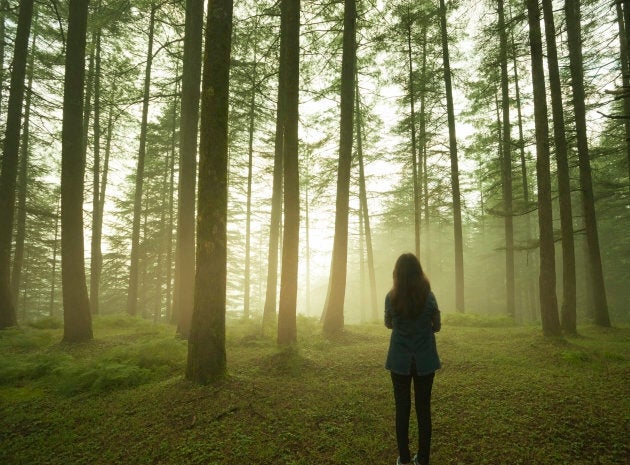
[0,0,34,329]
[49,197,60,317]
[498,0,515,318]
[564,0,610,327]
[262,3,287,334]
[510,18,536,320]
[277,0,301,345]
[165,82,177,322]
[355,79,377,321]
[90,31,102,315]
[439,0,464,312]
[405,8,421,258]
[0,0,7,118]
[419,25,429,268]
[11,10,37,309]
[174,0,203,336]
[542,0,576,334]
[61,0,92,342]
[322,0,356,335]
[526,0,560,337]
[617,1,630,190]
[304,157,311,316]
[127,4,156,316]
[244,53,257,320]
[186,0,233,383]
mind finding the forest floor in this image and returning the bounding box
[0,314,629,465]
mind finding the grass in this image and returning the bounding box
[0,315,628,464]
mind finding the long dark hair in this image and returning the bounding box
[390,253,431,317]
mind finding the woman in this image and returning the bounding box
[385,253,441,465]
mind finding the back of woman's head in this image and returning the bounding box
[390,253,430,317]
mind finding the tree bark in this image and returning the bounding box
[174,0,203,336]
[616,2,630,191]
[322,0,356,335]
[439,0,464,313]
[11,10,37,309]
[0,0,34,329]
[262,2,287,334]
[61,0,92,342]
[186,0,233,383]
[405,8,421,258]
[277,0,301,345]
[49,198,60,317]
[90,31,102,315]
[127,4,156,316]
[498,0,515,318]
[526,0,560,337]
[542,0,576,334]
[0,0,6,117]
[564,0,611,327]
[355,79,378,321]
[244,50,258,320]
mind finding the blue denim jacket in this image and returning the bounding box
[385,291,441,375]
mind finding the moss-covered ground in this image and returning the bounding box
[1,314,628,464]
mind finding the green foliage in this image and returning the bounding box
[27,317,63,329]
[0,316,186,397]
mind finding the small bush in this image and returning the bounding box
[105,337,186,375]
[0,328,54,352]
[55,361,151,396]
[0,353,72,385]
[27,317,63,330]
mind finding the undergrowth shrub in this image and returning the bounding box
[55,361,151,396]
[27,317,63,330]
[0,353,72,385]
[0,328,54,352]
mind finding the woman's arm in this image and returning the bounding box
[384,293,393,329]
[431,293,441,333]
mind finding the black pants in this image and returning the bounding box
[390,364,435,465]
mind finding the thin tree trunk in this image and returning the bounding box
[244,52,257,320]
[0,0,7,118]
[127,4,156,316]
[90,31,102,315]
[623,0,630,189]
[419,25,429,269]
[542,0,576,334]
[304,158,311,316]
[355,79,377,321]
[186,0,233,383]
[262,3,287,334]
[322,0,356,335]
[510,17,536,319]
[11,10,37,309]
[173,0,203,335]
[50,197,60,317]
[498,0,515,318]
[165,80,177,323]
[617,1,630,191]
[439,0,464,312]
[526,0,560,337]
[564,0,610,327]
[0,0,34,329]
[405,8,420,258]
[61,0,92,342]
[277,0,301,345]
